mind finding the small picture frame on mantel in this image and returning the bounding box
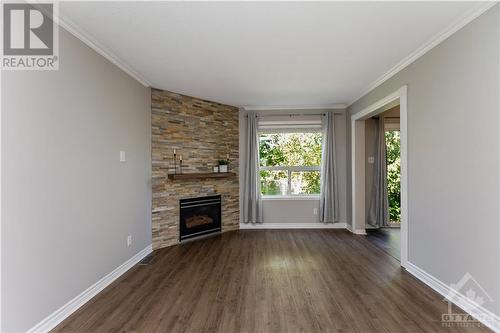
[213,166,219,173]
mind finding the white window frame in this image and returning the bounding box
[259,130,322,199]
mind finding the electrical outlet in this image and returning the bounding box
[313,208,318,215]
[120,151,126,162]
[127,235,132,247]
[368,156,375,164]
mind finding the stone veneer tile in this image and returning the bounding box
[151,89,240,249]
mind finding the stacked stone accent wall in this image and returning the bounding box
[151,89,239,249]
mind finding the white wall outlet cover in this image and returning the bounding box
[127,235,132,247]
[368,156,375,164]
[120,151,126,162]
[313,208,318,215]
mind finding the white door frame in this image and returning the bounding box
[351,85,408,267]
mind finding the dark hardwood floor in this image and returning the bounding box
[366,227,401,261]
[53,230,489,332]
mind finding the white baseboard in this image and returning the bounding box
[27,245,153,333]
[239,222,347,229]
[345,223,367,235]
[406,262,500,332]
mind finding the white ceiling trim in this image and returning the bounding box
[55,2,495,105]
[57,11,151,87]
[243,104,346,111]
[348,2,497,107]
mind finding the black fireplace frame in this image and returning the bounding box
[179,195,222,241]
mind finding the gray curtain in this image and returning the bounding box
[367,118,389,227]
[319,112,339,223]
[242,111,263,223]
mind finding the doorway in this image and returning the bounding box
[351,86,408,267]
[365,105,401,260]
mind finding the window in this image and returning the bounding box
[259,131,322,197]
[385,129,401,223]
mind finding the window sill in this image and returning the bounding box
[262,195,320,201]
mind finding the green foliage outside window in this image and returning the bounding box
[259,132,322,195]
[385,131,401,222]
[258,130,400,215]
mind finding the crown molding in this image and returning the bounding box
[348,2,497,107]
[242,104,346,111]
[55,2,496,105]
[57,11,151,87]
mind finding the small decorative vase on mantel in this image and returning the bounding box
[218,159,229,173]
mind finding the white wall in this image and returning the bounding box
[1,28,152,332]
[262,198,320,224]
[349,5,500,316]
[239,109,348,225]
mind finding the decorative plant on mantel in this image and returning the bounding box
[218,159,230,172]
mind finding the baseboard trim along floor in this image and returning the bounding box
[405,262,500,332]
[346,223,367,235]
[239,222,347,229]
[27,245,153,333]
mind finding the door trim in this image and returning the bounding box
[350,85,408,267]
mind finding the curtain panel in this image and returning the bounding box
[319,112,339,223]
[367,118,389,227]
[242,111,263,223]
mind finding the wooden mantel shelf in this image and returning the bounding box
[168,172,236,180]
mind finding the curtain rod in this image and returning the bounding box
[246,112,343,118]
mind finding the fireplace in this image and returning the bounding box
[179,195,221,241]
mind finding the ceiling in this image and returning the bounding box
[60,1,486,108]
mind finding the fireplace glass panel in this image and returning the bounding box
[179,195,221,241]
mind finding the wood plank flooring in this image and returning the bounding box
[366,228,401,261]
[53,230,489,332]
